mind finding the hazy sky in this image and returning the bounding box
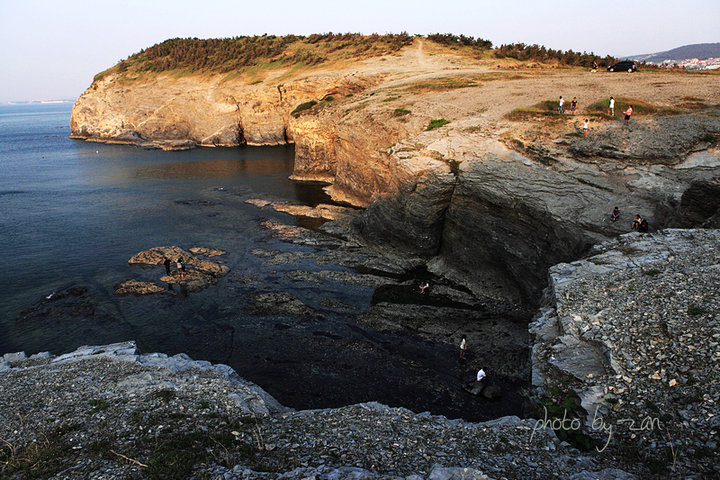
[1,0,717,101]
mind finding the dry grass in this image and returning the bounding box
[401,73,525,93]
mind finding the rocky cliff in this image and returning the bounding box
[530,228,720,477]
[72,39,720,301]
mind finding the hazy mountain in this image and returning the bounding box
[627,43,720,62]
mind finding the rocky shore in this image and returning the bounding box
[2,229,717,479]
[0,342,631,480]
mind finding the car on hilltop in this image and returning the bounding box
[607,61,638,72]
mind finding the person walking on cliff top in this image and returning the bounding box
[624,105,633,125]
[459,335,467,361]
[608,97,615,116]
[558,96,565,114]
[570,97,578,115]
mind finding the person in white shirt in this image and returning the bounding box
[558,96,565,113]
[459,335,467,360]
[608,97,615,116]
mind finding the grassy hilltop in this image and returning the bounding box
[94,33,619,85]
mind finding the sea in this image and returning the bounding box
[0,103,521,421]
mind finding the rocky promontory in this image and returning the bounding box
[71,37,720,303]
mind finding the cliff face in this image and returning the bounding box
[72,42,720,301]
[71,72,376,149]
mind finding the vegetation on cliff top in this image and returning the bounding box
[494,43,616,67]
[92,32,623,85]
[95,33,415,82]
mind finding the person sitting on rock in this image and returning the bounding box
[611,207,621,222]
[639,219,649,233]
[419,282,429,294]
[632,214,642,230]
[476,368,486,383]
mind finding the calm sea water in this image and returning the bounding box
[0,103,523,421]
[0,103,327,323]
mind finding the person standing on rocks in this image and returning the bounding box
[459,335,467,361]
[163,257,171,275]
[570,97,578,115]
[608,97,615,116]
[176,257,186,278]
[583,119,590,136]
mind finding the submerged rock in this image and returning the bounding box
[114,279,165,296]
[189,246,227,257]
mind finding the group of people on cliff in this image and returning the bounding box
[557,95,634,137]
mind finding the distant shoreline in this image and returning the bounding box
[1,100,75,105]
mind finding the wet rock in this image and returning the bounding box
[189,246,227,257]
[128,245,193,265]
[114,279,165,296]
[128,246,230,294]
[246,198,358,221]
[160,271,218,292]
[249,292,317,316]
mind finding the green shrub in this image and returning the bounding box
[394,108,411,116]
[426,118,450,131]
[290,100,318,117]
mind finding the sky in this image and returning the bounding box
[1,0,718,102]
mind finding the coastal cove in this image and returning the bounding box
[0,103,528,422]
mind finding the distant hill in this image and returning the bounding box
[627,43,720,62]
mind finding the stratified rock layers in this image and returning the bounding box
[72,66,720,302]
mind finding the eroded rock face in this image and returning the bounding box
[71,73,376,148]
